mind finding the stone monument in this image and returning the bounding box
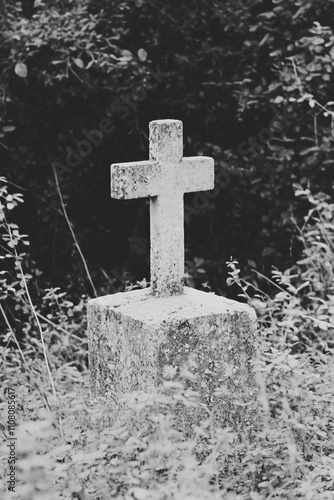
[88,119,258,428]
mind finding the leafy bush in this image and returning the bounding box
[230,185,334,352]
[2,0,334,293]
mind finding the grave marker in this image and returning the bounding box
[88,119,258,428]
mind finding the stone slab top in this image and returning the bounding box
[88,286,256,324]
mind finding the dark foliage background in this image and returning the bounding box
[1,0,334,298]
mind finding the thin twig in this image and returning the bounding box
[290,57,303,94]
[0,301,53,414]
[5,217,57,398]
[35,309,85,343]
[251,268,294,296]
[52,166,97,297]
[313,115,318,148]
[0,302,27,364]
[4,179,63,217]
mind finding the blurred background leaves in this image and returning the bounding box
[1,0,334,299]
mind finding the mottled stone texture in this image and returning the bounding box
[110,120,214,297]
[88,287,258,428]
[94,119,258,428]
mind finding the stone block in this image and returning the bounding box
[88,287,258,428]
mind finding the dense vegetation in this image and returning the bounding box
[1,181,333,498]
[1,0,333,296]
[0,0,334,498]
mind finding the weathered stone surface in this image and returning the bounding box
[110,119,214,297]
[89,119,259,430]
[88,287,258,428]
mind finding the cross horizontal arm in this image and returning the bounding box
[180,157,214,193]
[110,160,160,199]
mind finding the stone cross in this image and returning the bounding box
[88,119,258,430]
[110,119,214,297]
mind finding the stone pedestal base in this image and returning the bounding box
[87,287,258,428]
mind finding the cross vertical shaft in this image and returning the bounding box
[150,191,184,296]
[149,120,184,297]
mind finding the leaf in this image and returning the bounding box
[297,93,313,102]
[312,37,324,45]
[130,487,148,499]
[15,62,28,78]
[138,48,147,61]
[313,319,329,330]
[32,37,43,47]
[288,356,299,369]
[250,493,262,500]
[119,49,133,63]
[74,58,84,68]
